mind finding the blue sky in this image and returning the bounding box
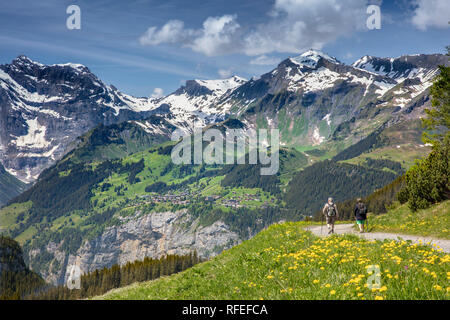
[0,0,449,97]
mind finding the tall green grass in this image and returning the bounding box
[370,201,450,239]
[97,222,449,300]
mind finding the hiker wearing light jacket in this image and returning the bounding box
[323,197,339,234]
[354,198,368,233]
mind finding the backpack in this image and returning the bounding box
[327,203,336,217]
[356,202,367,216]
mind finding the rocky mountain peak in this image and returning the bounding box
[352,53,448,81]
[174,76,246,98]
[289,49,339,68]
[11,55,43,67]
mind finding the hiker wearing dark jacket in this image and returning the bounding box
[354,198,367,233]
[323,197,339,234]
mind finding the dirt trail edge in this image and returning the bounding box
[305,224,450,253]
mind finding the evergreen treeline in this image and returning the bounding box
[220,163,280,194]
[314,175,405,221]
[364,158,405,175]
[320,138,448,220]
[285,160,399,216]
[0,163,28,208]
[332,128,387,161]
[398,136,449,211]
[119,158,145,184]
[27,253,200,300]
[0,236,46,300]
[8,160,118,239]
[0,270,45,300]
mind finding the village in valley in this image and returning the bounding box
[137,189,277,209]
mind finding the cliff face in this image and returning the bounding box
[30,209,241,285]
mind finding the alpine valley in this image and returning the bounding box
[0,50,447,286]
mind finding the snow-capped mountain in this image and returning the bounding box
[0,56,245,183]
[218,50,447,146]
[220,50,397,115]
[0,51,447,185]
[290,49,339,68]
[0,55,163,182]
[156,76,246,131]
[352,54,446,82]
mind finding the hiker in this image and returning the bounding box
[354,198,368,233]
[323,197,339,234]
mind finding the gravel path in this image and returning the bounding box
[305,223,450,253]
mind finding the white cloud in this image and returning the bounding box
[411,0,450,30]
[140,15,240,56]
[139,20,192,45]
[192,15,240,56]
[140,0,369,56]
[151,87,164,98]
[242,0,368,56]
[218,68,232,78]
[249,55,280,65]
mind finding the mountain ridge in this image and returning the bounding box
[1,51,446,184]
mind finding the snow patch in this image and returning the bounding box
[195,76,246,94]
[312,126,325,145]
[15,118,51,149]
[290,50,338,68]
[288,67,341,93]
[322,113,331,126]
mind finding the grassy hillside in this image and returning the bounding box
[97,221,449,300]
[0,164,27,209]
[0,112,434,287]
[333,120,430,170]
[65,117,173,164]
[0,140,311,278]
[370,201,450,239]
